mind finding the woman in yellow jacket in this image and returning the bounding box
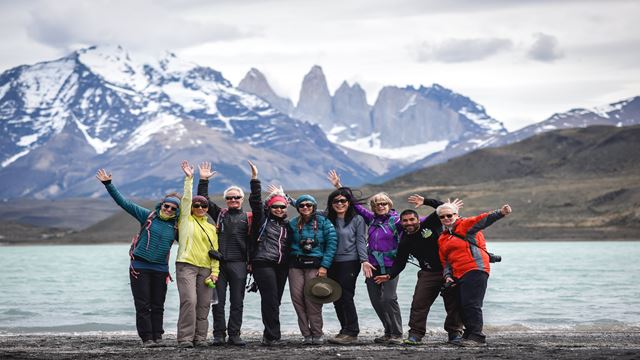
[176,160,220,348]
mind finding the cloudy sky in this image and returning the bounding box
[2,0,639,130]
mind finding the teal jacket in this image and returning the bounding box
[288,213,338,269]
[105,183,178,266]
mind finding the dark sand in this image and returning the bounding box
[1,332,639,360]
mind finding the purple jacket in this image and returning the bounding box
[354,203,401,272]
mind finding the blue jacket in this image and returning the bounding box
[105,183,178,267]
[288,213,338,269]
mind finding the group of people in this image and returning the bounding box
[96,161,511,349]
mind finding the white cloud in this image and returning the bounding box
[527,33,564,62]
[415,38,513,63]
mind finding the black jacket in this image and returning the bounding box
[248,179,289,265]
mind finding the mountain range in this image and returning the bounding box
[0,45,638,199]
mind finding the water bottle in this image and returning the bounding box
[205,278,219,305]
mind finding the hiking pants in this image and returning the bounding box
[457,270,489,342]
[129,269,168,341]
[289,267,324,337]
[328,260,361,337]
[176,262,214,343]
[252,262,288,341]
[212,261,247,337]
[366,276,402,336]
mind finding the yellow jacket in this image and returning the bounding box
[176,176,220,276]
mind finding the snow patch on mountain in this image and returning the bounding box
[123,114,184,153]
[1,149,30,168]
[162,82,218,113]
[338,133,448,161]
[19,59,76,109]
[72,114,116,154]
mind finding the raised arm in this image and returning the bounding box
[327,169,343,189]
[180,160,194,223]
[197,161,222,220]
[96,168,150,223]
[466,204,511,235]
[248,161,264,227]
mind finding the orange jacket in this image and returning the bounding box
[438,210,504,279]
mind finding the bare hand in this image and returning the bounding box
[96,168,112,182]
[374,274,390,284]
[408,194,424,208]
[208,274,218,283]
[445,276,456,285]
[181,160,194,178]
[248,160,258,180]
[317,267,327,278]
[327,170,342,189]
[246,264,253,274]
[450,198,464,210]
[266,184,280,195]
[501,204,512,216]
[198,161,217,180]
[362,261,376,278]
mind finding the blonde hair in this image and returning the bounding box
[369,192,393,209]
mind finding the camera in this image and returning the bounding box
[488,252,501,263]
[439,280,456,296]
[208,249,224,261]
[246,279,258,293]
[300,238,315,253]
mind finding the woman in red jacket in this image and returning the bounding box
[437,202,512,347]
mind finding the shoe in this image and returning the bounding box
[302,336,313,345]
[460,338,487,347]
[448,334,463,346]
[142,340,155,348]
[374,334,390,344]
[328,334,358,345]
[211,336,226,346]
[178,341,194,348]
[403,335,422,345]
[387,335,404,345]
[261,337,283,347]
[228,335,246,346]
[312,335,325,345]
[150,339,166,348]
[194,340,208,348]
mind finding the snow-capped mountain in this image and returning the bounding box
[238,68,294,116]
[0,46,387,199]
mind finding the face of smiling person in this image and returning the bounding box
[297,202,314,217]
[373,201,390,216]
[439,209,459,227]
[401,214,420,234]
[269,202,287,218]
[225,189,243,210]
[161,202,178,217]
[331,196,349,216]
[191,202,208,217]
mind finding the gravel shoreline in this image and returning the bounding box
[1,332,639,359]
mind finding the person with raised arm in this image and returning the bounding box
[175,160,220,348]
[247,161,290,346]
[324,188,370,345]
[437,202,512,347]
[196,161,250,346]
[327,170,403,345]
[287,194,338,345]
[375,195,464,346]
[96,168,180,348]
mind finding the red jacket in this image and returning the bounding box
[438,210,504,279]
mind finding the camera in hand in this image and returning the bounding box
[488,252,501,263]
[439,280,456,296]
[300,238,315,253]
[208,249,224,261]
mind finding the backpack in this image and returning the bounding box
[129,210,178,280]
[216,208,253,235]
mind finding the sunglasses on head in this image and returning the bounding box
[439,213,456,219]
[298,203,314,209]
[270,204,287,210]
[332,198,348,204]
[225,196,243,200]
[192,203,208,209]
[162,204,178,211]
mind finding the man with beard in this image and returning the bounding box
[374,195,464,345]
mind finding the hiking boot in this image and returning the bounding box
[210,336,226,346]
[228,335,246,346]
[374,334,390,344]
[387,335,404,345]
[302,336,313,345]
[142,340,155,348]
[448,334,463,346]
[150,339,166,348]
[460,338,487,347]
[328,334,358,345]
[403,335,422,345]
[177,341,194,348]
[312,335,326,345]
[194,340,209,348]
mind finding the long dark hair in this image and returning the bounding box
[326,188,356,226]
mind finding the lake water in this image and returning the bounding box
[1,242,639,336]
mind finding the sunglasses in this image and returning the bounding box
[439,214,456,219]
[192,204,209,209]
[270,204,287,210]
[298,203,314,209]
[162,204,178,211]
[332,198,348,204]
[375,202,389,207]
[225,196,243,200]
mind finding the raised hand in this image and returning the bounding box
[181,160,194,178]
[198,161,217,180]
[248,160,258,180]
[501,204,512,216]
[95,168,112,182]
[266,184,281,195]
[451,198,464,210]
[408,194,424,208]
[327,169,342,189]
